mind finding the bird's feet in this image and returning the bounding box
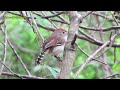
[54,55,63,62]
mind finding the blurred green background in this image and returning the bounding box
[0,11,120,79]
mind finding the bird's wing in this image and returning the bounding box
[42,35,63,51]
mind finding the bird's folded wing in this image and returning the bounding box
[44,39,64,50]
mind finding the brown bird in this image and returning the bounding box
[36,28,68,64]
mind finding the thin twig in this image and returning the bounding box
[94,47,112,59]
[11,11,120,33]
[29,11,44,43]
[94,34,114,59]
[103,73,120,79]
[50,11,66,21]
[51,17,120,32]
[0,11,6,19]
[0,58,23,79]
[41,11,58,29]
[36,23,56,31]
[45,12,120,33]
[0,40,5,46]
[1,72,44,79]
[8,11,31,19]
[33,11,120,33]
[0,18,7,75]
[33,11,59,29]
[79,30,97,42]
[111,11,120,26]
[96,11,111,77]
[13,42,36,54]
[111,11,120,64]
[77,34,120,47]
[76,43,107,65]
[80,25,120,32]
[1,28,31,76]
[81,11,93,21]
[41,12,64,19]
[73,34,117,79]
[92,12,120,23]
[7,38,31,76]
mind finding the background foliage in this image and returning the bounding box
[0,11,120,79]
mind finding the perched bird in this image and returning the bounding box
[36,28,68,64]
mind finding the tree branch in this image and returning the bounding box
[1,29,31,76]
[73,34,117,79]
[1,72,44,79]
[0,58,23,79]
[103,73,120,79]
[58,11,81,79]
[77,34,120,47]
[0,17,7,75]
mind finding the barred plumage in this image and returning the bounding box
[36,52,45,64]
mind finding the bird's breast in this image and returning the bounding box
[50,45,65,55]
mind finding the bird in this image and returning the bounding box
[36,28,68,64]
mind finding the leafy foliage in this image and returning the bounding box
[0,11,120,79]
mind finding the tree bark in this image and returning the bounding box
[58,11,81,79]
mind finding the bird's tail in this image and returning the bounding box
[36,51,45,64]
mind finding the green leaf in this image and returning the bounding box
[116,38,120,43]
[33,65,42,72]
[112,63,120,73]
[52,67,60,72]
[46,66,58,78]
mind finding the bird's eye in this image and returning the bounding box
[62,32,65,34]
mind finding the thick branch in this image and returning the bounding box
[58,11,81,79]
[77,35,120,47]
